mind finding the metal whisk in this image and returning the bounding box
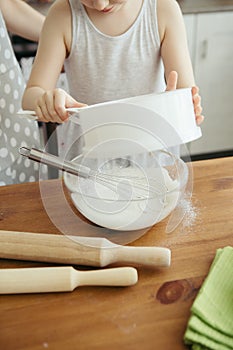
[19,147,168,200]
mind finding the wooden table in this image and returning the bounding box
[0,157,232,350]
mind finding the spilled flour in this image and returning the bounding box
[179,198,198,228]
[167,194,202,235]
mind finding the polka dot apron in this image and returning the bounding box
[0,11,47,185]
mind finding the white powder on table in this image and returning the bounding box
[176,196,201,233]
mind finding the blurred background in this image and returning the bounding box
[10,0,233,161]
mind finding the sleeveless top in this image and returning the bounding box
[59,0,167,159]
[64,0,165,104]
[0,11,47,185]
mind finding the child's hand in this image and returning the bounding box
[35,88,86,123]
[191,86,204,125]
[165,71,204,125]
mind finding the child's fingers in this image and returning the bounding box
[195,105,203,116]
[192,86,201,102]
[196,115,205,125]
[191,85,199,95]
[192,85,205,125]
[65,95,87,109]
[193,91,202,109]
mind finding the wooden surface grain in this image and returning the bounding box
[0,157,232,350]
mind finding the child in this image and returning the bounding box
[22,0,204,157]
[0,0,48,185]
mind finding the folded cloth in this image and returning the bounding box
[184,246,233,350]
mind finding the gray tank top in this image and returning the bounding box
[59,0,168,159]
[64,0,166,104]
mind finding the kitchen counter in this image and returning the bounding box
[177,0,233,14]
[25,0,53,15]
[0,156,232,350]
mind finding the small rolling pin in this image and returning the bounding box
[0,230,171,268]
[0,266,138,294]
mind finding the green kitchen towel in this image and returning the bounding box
[184,246,233,350]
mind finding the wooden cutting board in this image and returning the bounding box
[0,157,232,350]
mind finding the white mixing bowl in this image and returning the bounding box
[63,151,188,231]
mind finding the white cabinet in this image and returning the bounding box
[184,12,233,156]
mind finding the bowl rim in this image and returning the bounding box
[63,152,188,202]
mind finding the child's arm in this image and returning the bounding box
[22,0,85,122]
[0,0,45,42]
[158,0,204,124]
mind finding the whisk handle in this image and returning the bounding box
[103,246,171,267]
[19,147,91,178]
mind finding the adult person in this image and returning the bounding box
[0,0,50,185]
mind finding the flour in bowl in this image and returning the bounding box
[66,165,182,231]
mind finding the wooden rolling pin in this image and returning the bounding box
[0,230,171,268]
[0,266,138,294]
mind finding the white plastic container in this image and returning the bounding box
[70,88,201,158]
